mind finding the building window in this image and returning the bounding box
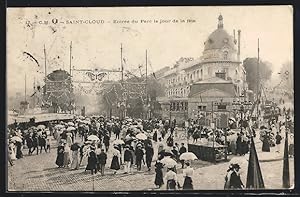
[196,70,199,79]
[200,69,203,79]
[223,51,228,59]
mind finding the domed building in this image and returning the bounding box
[158,14,248,124]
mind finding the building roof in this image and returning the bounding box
[189,81,236,97]
[204,15,236,51]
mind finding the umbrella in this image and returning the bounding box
[37,125,46,130]
[84,140,92,144]
[87,135,100,141]
[113,139,125,145]
[68,122,75,126]
[229,117,236,122]
[78,115,84,119]
[11,136,22,142]
[55,124,64,129]
[179,152,198,161]
[161,156,177,168]
[67,126,76,131]
[136,133,147,140]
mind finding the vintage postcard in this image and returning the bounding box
[7,6,294,191]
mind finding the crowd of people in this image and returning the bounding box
[7,102,294,190]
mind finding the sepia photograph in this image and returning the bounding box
[6,6,294,191]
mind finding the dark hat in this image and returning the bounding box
[232,163,240,169]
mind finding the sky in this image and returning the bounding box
[7,6,293,97]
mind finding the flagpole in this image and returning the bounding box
[282,112,290,188]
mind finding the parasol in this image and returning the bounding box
[136,133,147,140]
[68,122,75,126]
[179,152,198,161]
[87,135,100,141]
[67,126,76,131]
[37,125,46,130]
[11,136,22,142]
[112,139,125,145]
[55,124,64,129]
[161,156,177,168]
[229,117,236,122]
[84,140,92,145]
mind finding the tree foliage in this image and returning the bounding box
[243,57,273,93]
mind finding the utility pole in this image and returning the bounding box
[25,74,27,102]
[145,49,148,119]
[44,44,47,92]
[256,38,260,127]
[70,41,72,76]
[121,43,124,83]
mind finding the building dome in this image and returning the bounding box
[203,15,236,52]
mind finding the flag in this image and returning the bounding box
[246,136,265,189]
[282,131,290,188]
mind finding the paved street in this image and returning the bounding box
[8,132,294,191]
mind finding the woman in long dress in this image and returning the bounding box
[154,160,164,188]
[165,167,178,190]
[182,162,194,190]
[9,141,17,161]
[85,145,98,174]
[70,142,80,170]
[110,145,121,174]
[15,141,23,159]
[63,143,71,167]
[55,143,64,168]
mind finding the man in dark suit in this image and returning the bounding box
[123,145,133,174]
[97,149,107,176]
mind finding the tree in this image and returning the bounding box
[243,58,273,93]
[279,61,293,90]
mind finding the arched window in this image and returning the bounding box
[223,51,228,59]
[196,70,199,79]
[201,69,203,79]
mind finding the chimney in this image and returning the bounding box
[233,29,237,44]
[237,30,241,61]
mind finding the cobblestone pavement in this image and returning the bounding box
[7,131,294,191]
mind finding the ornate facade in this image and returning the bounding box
[158,15,248,123]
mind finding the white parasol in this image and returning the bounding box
[161,156,177,168]
[68,122,75,126]
[37,125,46,130]
[112,139,125,145]
[136,133,147,140]
[55,124,64,129]
[87,135,100,141]
[179,152,198,161]
[67,126,76,131]
[11,136,22,142]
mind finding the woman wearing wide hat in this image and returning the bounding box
[85,144,97,174]
[110,145,121,174]
[182,162,194,190]
[154,157,164,188]
[228,163,244,189]
[55,142,65,168]
[165,167,179,190]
